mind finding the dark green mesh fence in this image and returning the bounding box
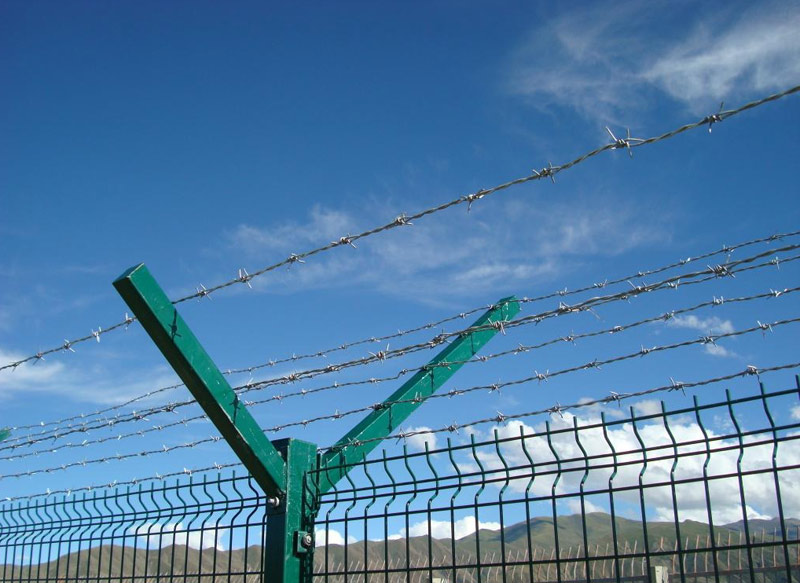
[2,381,799,582]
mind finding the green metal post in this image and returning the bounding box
[113,264,288,497]
[317,296,520,492]
[0,429,9,442]
[264,438,318,583]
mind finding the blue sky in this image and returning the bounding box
[1,0,799,527]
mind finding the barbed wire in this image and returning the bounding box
[8,229,798,440]
[322,360,800,453]
[4,244,796,450]
[213,230,800,377]
[293,316,800,443]
[2,315,797,484]
[6,284,795,463]
[3,84,798,374]
[6,360,798,502]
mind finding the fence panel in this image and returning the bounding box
[308,382,800,583]
[2,382,799,582]
[0,472,269,582]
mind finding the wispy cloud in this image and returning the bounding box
[228,205,356,256]
[703,343,737,358]
[0,347,178,406]
[667,315,734,335]
[666,315,738,358]
[505,1,800,120]
[224,195,669,305]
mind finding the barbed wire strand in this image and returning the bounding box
[3,84,798,374]
[4,244,796,449]
[280,317,800,441]
[6,360,798,502]
[2,315,797,484]
[6,283,795,463]
[9,229,798,439]
[347,362,800,452]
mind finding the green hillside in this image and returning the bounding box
[2,513,796,582]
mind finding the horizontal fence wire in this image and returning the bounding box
[5,239,797,455]
[7,228,798,441]
[2,84,798,375]
[5,281,797,467]
[2,381,799,582]
[4,306,799,485]
[309,380,800,583]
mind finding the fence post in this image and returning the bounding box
[264,438,318,583]
[649,565,669,582]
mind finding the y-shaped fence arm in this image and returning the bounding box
[316,296,520,493]
[114,263,518,583]
[113,264,288,498]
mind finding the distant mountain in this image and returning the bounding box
[3,513,795,582]
[722,516,800,538]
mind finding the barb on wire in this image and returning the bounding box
[4,245,799,451]
[322,361,800,452]
[3,315,797,483]
[7,283,795,464]
[11,229,800,440]
[8,360,799,502]
[304,317,800,447]
[3,84,798,374]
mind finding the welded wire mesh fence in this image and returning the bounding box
[309,379,800,583]
[1,382,798,582]
[0,472,270,582]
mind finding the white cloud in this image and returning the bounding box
[228,205,356,255]
[470,415,799,525]
[402,427,439,452]
[643,9,800,105]
[667,314,739,358]
[506,1,800,119]
[791,406,800,421]
[631,400,663,417]
[130,522,226,550]
[0,347,179,406]
[566,498,605,515]
[703,343,737,358]
[314,528,357,547]
[667,315,734,335]
[224,197,668,305]
[396,516,501,540]
[664,315,738,358]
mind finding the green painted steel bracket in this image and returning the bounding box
[0,429,9,443]
[113,264,288,498]
[316,296,520,493]
[264,438,318,583]
[113,262,518,583]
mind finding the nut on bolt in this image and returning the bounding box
[301,532,314,548]
[266,496,280,509]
